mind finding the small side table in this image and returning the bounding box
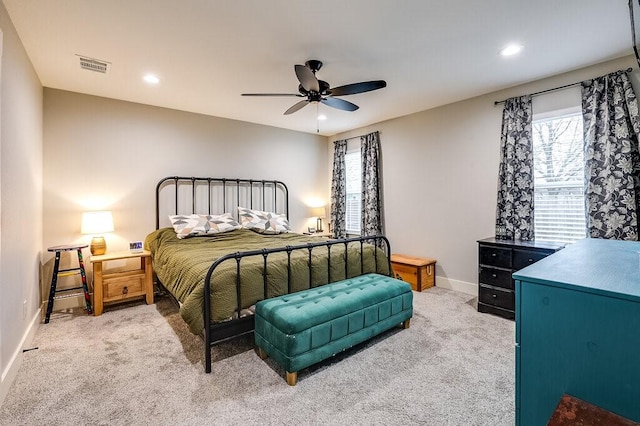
[91,250,154,316]
[45,244,93,323]
[390,254,437,292]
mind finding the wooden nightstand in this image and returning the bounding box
[91,250,154,316]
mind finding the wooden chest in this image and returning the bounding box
[390,254,436,292]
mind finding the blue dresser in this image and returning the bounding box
[513,238,640,425]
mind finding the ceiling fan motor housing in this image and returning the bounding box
[305,59,323,73]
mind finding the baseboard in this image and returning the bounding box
[435,276,478,296]
[0,307,41,407]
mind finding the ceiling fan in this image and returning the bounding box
[242,60,387,115]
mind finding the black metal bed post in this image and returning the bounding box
[174,178,179,217]
[191,177,197,214]
[207,179,212,215]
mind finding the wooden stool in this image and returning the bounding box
[45,244,92,323]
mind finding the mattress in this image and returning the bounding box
[145,228,389,335]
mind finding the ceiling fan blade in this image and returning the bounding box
[329,80,387,96]
[284,100,309,115]
[242,93,302,97]
[295,64,320,92]
[321,97,359,112]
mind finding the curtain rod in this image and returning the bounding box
[493,67,633,106]
[338,130,379,142]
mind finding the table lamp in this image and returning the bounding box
[312,207,326,232]
[81,211,114,255]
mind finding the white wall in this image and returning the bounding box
[0,3,43,405]
[330,55,638,295]
[43,89,328,279]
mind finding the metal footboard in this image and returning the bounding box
[202,235,391,373]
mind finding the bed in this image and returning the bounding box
[147,176,392,372]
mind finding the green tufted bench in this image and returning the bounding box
[254,273,413,385]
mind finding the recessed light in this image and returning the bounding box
[143,74,160,84]
[318,114,327,121]
[500,44,522,57]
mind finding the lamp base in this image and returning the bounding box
[316,218,323,233]
[90,236,107,256]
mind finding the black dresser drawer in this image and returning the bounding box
[479,266,513,290]
[477,302,515,320]
[478,284,515,311]
[477,238,564,320]
[479,246,511,268]
[513,249,551,271]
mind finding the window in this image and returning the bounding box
[345,151,361,234]
[532,110,586,243]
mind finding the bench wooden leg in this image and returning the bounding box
[257,347,268,360]
[286,371,297,386]
[402,318,411,329]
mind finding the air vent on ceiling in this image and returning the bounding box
[77,55,110,74]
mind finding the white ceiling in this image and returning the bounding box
[2,1,634,136]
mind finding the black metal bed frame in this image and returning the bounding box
[155,176,391,373]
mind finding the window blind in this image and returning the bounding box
[345,151,361,233]
[532,112,586,243]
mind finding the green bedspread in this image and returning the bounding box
[145,228,390,335]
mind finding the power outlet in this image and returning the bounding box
[23,300,27,320]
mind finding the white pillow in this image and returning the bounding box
[169,213,241,239]
[237,207,291,234]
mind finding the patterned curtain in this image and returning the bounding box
[495,95,535,241]
[361,131,383,237]
[581,70,640,240]
[330,139,348,239]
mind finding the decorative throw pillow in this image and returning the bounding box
[237,207,291,234]
[169,213,241,239]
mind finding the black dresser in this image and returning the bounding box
[477,237,564,320]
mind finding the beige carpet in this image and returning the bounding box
[0,287,515,426]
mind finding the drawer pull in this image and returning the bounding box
[492,294,497,299]
[491,253,497,257]
[492,273,497,278]
[123,286,128,295]
[528,258,533,262]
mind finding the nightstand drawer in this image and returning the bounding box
[513,249,551,271]
[479,266,513,290]
[479,246,511,268]
[103,272,145,300]
[478,284,514,311]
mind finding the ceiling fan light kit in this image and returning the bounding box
[242,59,387,115]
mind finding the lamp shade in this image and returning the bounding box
[311,207,326,218]
[81,211,114,235]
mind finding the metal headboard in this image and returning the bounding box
[155,176,289,229]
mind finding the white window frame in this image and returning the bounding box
[532,106,586,244]
[344,143,361,235]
